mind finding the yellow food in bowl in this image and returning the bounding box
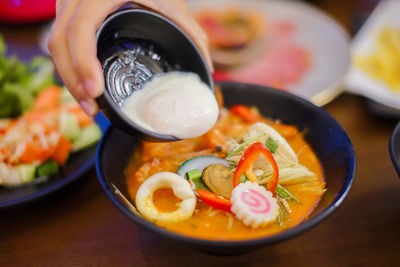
[354,27,400,91]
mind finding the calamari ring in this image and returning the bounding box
[135,172,196,223]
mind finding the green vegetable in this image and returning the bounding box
[60,112,81,141]
[28,57,55,95]
[239,174,248,183]
[276,184,300,203]
[0,89,20,117]
[186,169,202,181]
[0,33,55,118]
[265,137,278,153]
[18,164,37,183]
[226,133,266,157]
[0,34,5,55]
[1,82,35,116]
[37,160,59,177]
[72,124,102,151]
[185,169,206,190]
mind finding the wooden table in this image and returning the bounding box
[1,4,400,266]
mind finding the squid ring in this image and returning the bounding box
[136,172,196,223]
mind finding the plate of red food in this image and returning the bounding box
[188,0,350,106]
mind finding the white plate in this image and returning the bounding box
[344,0,400,110]
[188,0,351,106]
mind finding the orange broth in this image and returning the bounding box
[126,108,325,241]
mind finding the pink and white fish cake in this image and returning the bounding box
[230,181,279,228]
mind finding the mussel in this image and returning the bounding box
[202,164,234,198]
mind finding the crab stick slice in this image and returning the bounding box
[230,181,279,228]
[136,172,196,223]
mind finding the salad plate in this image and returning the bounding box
[0,32,111,209]
[0,113,109,209]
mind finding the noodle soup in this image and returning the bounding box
[126,96,325,241]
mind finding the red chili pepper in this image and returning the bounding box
[196,188,232,213]
[230,105,262,123]
[233,142,279,196]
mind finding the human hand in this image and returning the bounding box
[48,0,213,116]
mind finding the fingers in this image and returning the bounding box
[49,0,125,116]
[66,0,126,100]
[48,0,86,101]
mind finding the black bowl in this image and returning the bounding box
[96,82,356,254]
[96,8,213,142]
[389,122,400,177]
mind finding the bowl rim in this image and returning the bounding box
[96,81,356,248]
[389,121,400,177]
[95,8,214,142]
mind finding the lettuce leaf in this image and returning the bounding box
[0,33,54,118]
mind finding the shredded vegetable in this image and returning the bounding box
[0,84,101,186]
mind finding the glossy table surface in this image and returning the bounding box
[1,3,400,266]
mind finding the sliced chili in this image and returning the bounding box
[233,142,279,196]
[230,105,262,123]
[196,188,232,213]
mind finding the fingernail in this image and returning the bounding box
[80,99,96,116]
[84,78,102,98]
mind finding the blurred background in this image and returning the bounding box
[2,0,398,115]
[1,0,400,266]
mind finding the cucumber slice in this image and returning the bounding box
[18,164,36,183]
[61,87,75,103]
[72,124,102,151]
[59,112,81,141]
[37,160,59,177]
[185,169,206,190]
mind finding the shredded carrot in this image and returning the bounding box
[33,85,62,110]
[19,141,51,164]
[0,145,11,156]
[3,119,18,133]
[25,110,45,122]
[51,136,72,165]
